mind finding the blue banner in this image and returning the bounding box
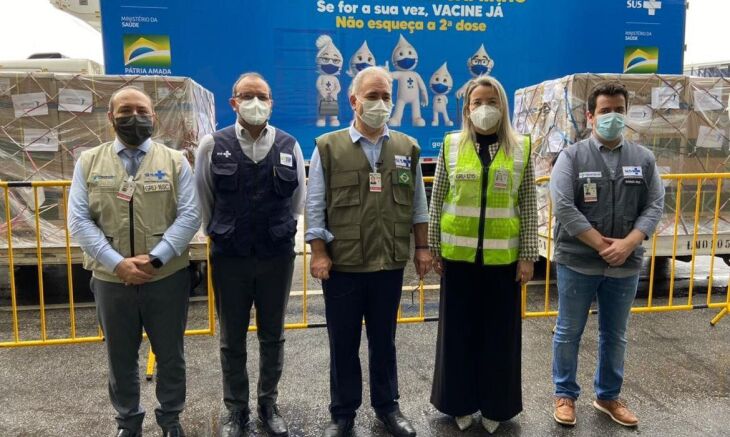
[101,0,686,160]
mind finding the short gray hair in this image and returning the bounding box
[108,86,153,113]
[350,66,392,97]
[231,72,271,98]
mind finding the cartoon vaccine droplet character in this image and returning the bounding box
[315,35,343,127]
[389,34,428,127]
[430,62,454,127]
[455,44,495,99]
[347,41,376,78]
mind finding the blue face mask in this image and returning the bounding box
[355,62,370,71]
[595,112,625,141]
[320,63,340,75]
[471,64,489,76]
[396,58,416,70]
[431,83,449,94]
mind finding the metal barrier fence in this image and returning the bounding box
[528,173,730,326]
[2,174,728,353]
[0,180,427,352]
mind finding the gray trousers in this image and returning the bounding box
[91,268,190,431]
[211,253,295,412]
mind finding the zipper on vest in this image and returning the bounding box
[610,181,615,237]
[129,200,135,255]
[477,164,488,261]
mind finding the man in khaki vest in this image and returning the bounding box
[306,66,432,437]
[68,87,201,437]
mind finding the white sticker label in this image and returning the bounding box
[578,171,603,179]
[651,86,680,109]
[23,128,59,152]
[394,154,411,168]
[696,125,725,150]
[59,88,93,113]
[693,88,724,112]
[279,152,293,167]
[12,92,49,118]
[627,105,653,121]
[623,166,643,178]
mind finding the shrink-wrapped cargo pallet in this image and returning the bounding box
[0,72,215,261]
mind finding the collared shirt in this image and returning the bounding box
[195,121,306,233]
[428,136,540,261]
[68,137,201,271]
[305,124,429,243]
[550,135,665,277]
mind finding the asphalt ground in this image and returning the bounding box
[1,252,729,437]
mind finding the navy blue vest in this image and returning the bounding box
[208,125,299,258]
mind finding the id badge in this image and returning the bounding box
[116,176,135,202]
[583,182,598,203]
[369,172,382,192]
[494,168,509,190]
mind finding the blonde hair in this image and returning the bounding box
[459,75,521,156]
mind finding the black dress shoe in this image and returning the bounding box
[162,424,185,437]
[376,409,416,437]
[322,417,355,437]
[116,428,142,437]
[220,409,250,437]
[258,404,289,436]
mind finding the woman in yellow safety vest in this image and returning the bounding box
[428,75,539,434]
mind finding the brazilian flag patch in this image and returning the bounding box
[397,168,412,185]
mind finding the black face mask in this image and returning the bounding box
[113,115,154,146]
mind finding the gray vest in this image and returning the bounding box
[553,138,656,270]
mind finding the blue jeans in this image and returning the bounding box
[552,264,638,401]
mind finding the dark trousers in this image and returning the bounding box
[212,253,295,412]
[91,268,190,431]
[430,260,523,421]
[322,269,405,420]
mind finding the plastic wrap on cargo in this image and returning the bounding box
[513,73,730,254]
[0,72,215,253]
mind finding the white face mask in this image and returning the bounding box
[237,97,271,126]
[469,104,502,132]
[357,98,393,129]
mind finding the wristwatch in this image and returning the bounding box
[149,256,164,269]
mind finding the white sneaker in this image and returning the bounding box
[481,417,500,434]
[454,415,473,431]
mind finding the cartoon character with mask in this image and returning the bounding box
[389,34,428,127]
[430,62,454,127]
[455,44,495,99]
[315,35,343,127]
[347,41,376,78]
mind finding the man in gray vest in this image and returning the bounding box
[306,66,432,437]
[195,72,306,437]
[549,81,664,428]
[68,87,201,437]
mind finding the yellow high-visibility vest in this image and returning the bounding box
[440,133,530,265]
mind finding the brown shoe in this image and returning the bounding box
[553,397,576,426]
[593,399,638,427]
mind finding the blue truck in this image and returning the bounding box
[100,0,687,163]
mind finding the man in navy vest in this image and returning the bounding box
[195,72,306,437]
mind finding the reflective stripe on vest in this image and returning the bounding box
[440,132,530,265]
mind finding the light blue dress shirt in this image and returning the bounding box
[68,138,201,272]
[305,124,429,243]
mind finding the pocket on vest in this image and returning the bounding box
[269,217,297,242]
[393,222,411,261]
[208,221,235,240]
[330,171,360,207]
[328,224,363,265]
[212,162,238,192]
[273,166,299,198]
[392,185,413,206]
